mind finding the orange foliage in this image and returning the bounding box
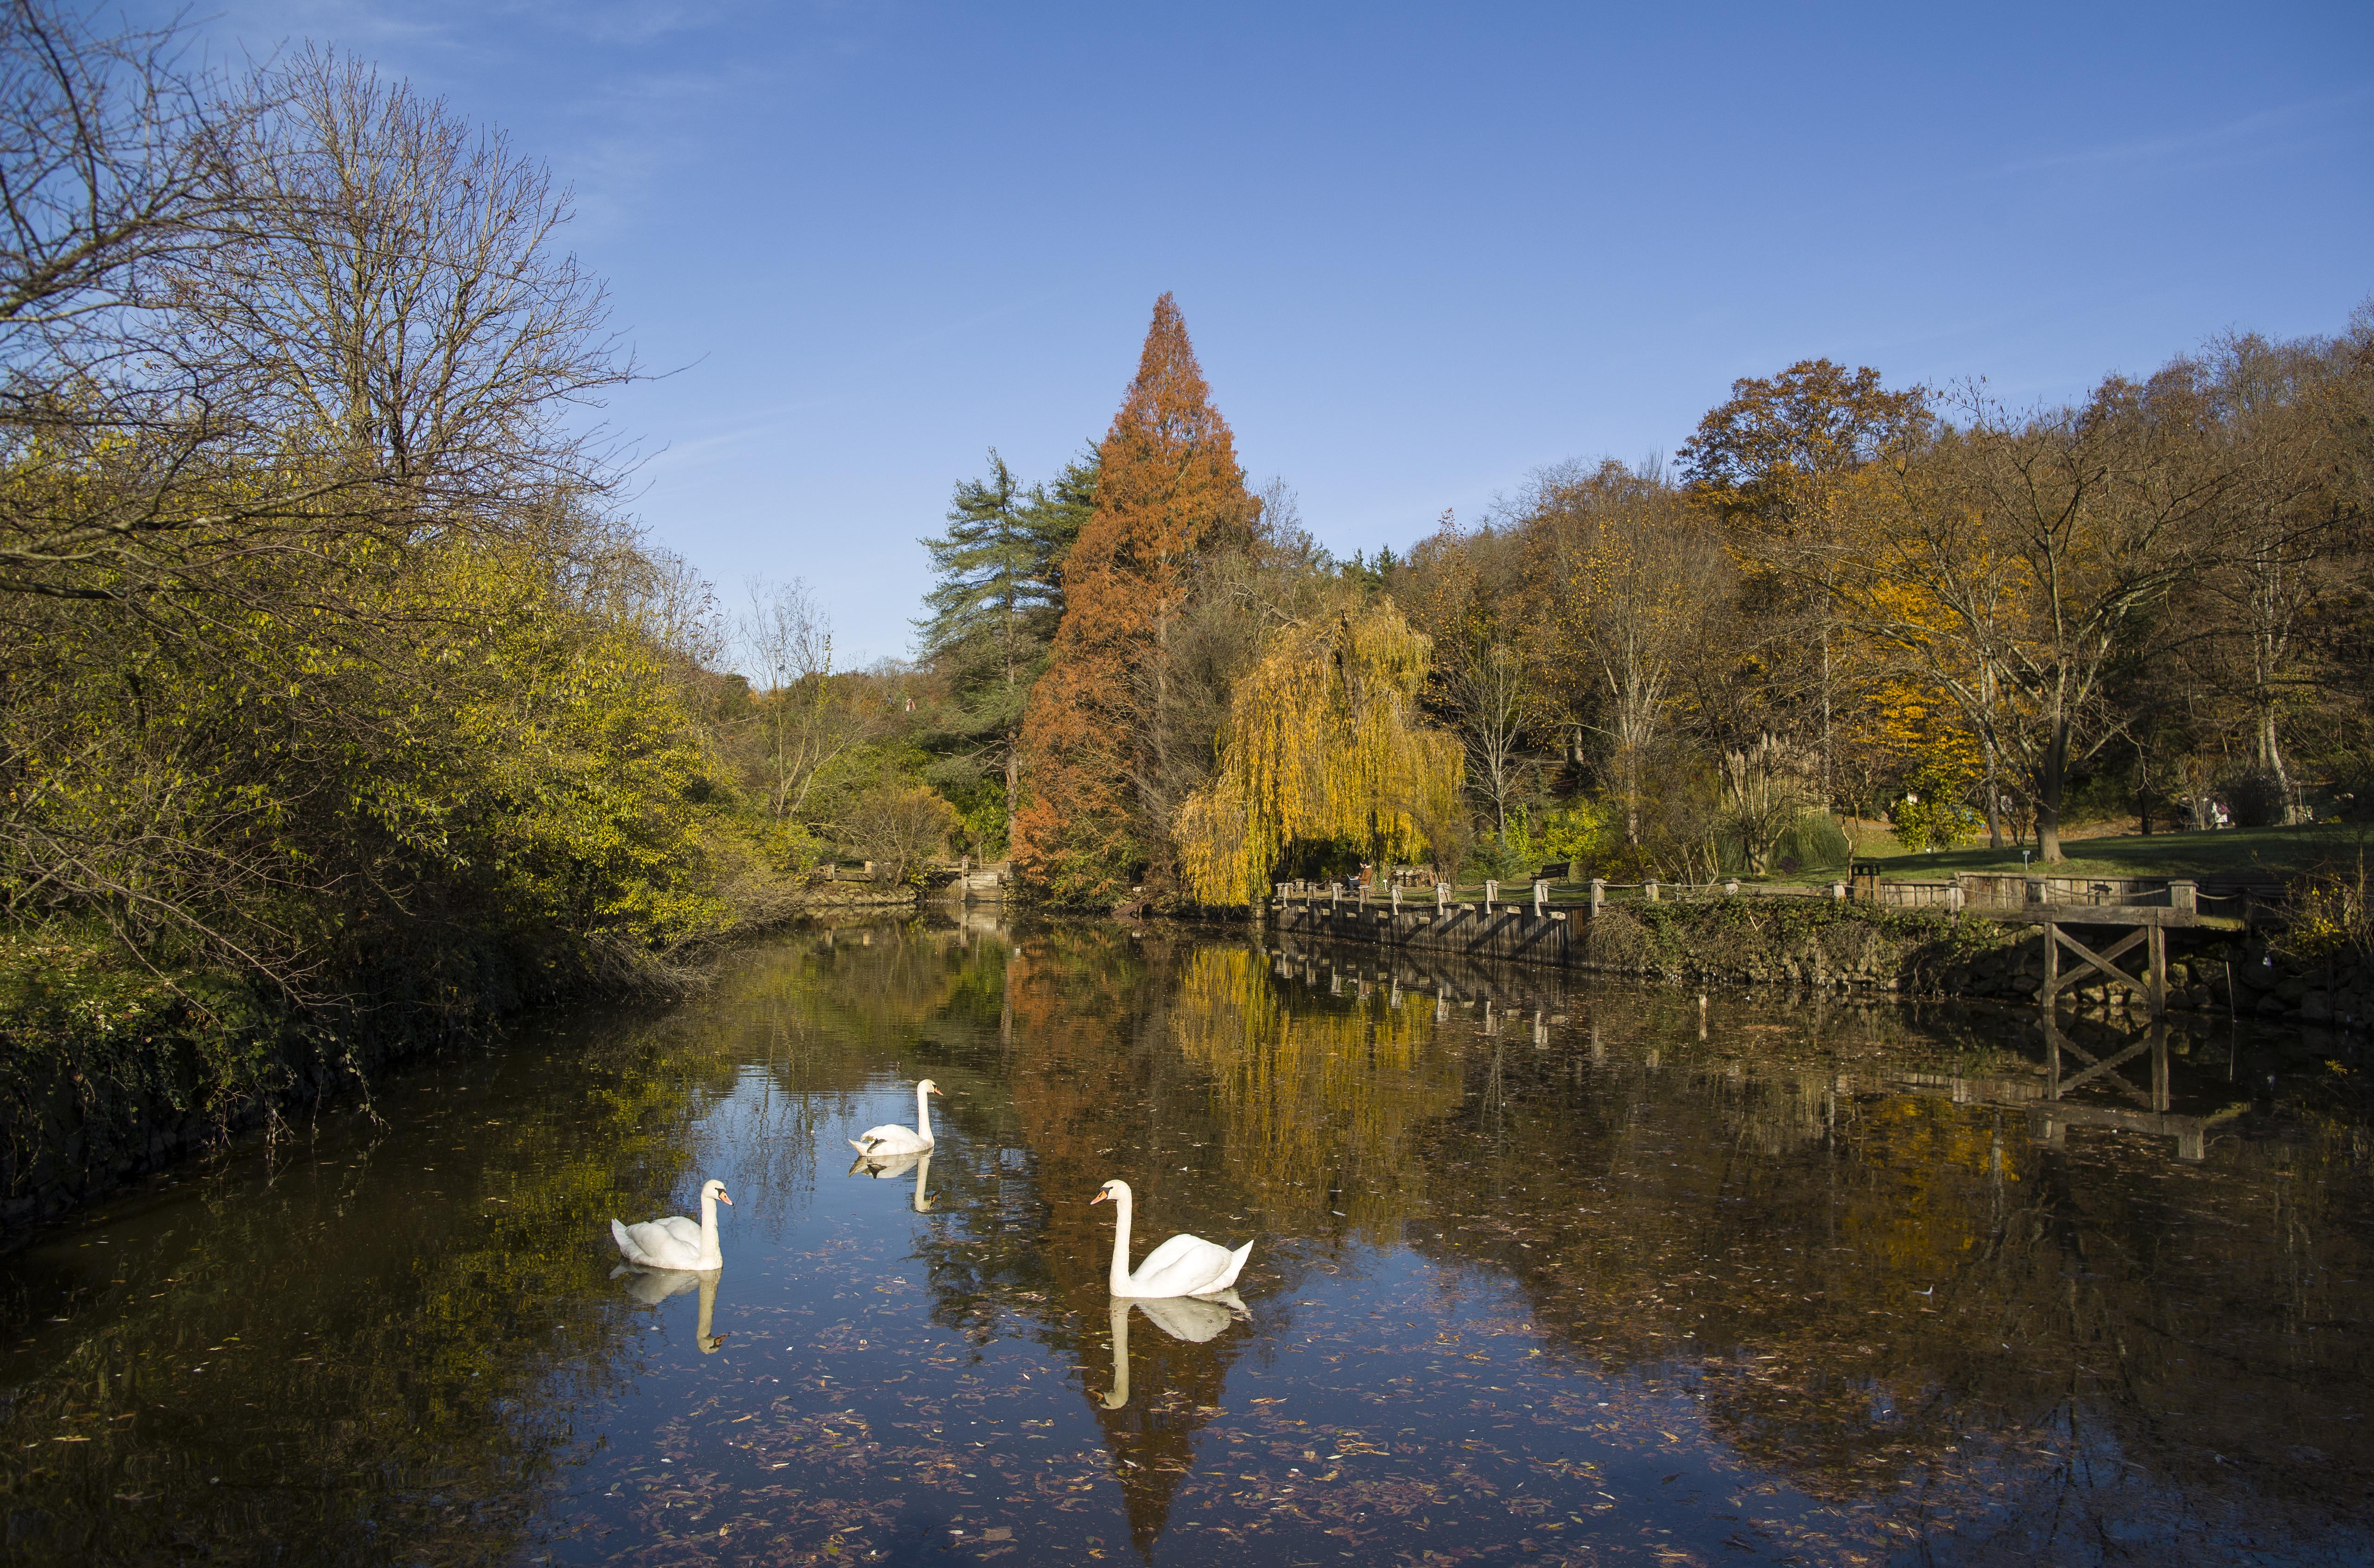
[1012,294,1256,902]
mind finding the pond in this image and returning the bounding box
[4,917,2370,1566]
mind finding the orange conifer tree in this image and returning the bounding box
[1011,294,1256,903]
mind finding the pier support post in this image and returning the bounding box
[2147,919,2167,1016]
[1533,879,1547,915]
[1589,878,1606,916]
[1484,879,1497,912]
[2043,921,2059,1008]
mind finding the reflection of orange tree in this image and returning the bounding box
[995,929,1243,1554]
[1169,946,1462,1240]
[1401,999,2374,1546]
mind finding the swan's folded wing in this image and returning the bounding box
[654,1216,704,1251]
[1132,1232,1238,1296]
[1199,1239,1254,1295]
[857,1124,928,1152]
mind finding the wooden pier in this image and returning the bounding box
[1270,873,2273,1020]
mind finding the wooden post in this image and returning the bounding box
[1723,879,1739,896]
[1645,879,1660,904]
[1484,879,1497,912]
[2168,879,2197,913]
[1589,878,1606,916]
[1391,884,1401,912]
[2147,919,2167,1017]
[1436,882,1449,912]
[1533,879,1548,914]
[1829,881,1846,903]
[2042,922,2059,1009]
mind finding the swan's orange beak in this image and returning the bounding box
[1089,1189,1107,1205]
[717,1191,733,1206]
[929,1086,945,1096]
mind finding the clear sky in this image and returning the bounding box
[161,1,2371,666]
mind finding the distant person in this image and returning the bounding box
[2213,801,2231,829]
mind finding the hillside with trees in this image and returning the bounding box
[5,0,2369,1196]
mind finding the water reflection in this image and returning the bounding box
[1105,1292,1250,1408]
[1,916,2366,1566]
[614,1265,729,1353]
[850,1146,936,1211]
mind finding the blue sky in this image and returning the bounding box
[164,2,2371,665]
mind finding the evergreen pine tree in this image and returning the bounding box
[916,448,1096,849]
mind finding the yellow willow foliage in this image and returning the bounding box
[1168,946,1460,1239]
[1176,599,1463,904]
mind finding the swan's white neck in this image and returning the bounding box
[699,1189,720,1263]
[915,1084,936,1144]
[1107,1187,1135,1295]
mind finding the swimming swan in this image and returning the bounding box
[1091,1178,1252,1299]
[609,1178,731,1271]
[850,1079,943,1157]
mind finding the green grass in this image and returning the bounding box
[1836,821,2368,885]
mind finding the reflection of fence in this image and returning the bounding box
[1264,936,2249,1164]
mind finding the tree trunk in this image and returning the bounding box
[1004,730,1020,846]
[2036,719,2068,863]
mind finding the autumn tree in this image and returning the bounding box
[1522,464,1733,846]
[1679,360,1930,801]
[1012,295,1256,903]
[1175,599,1462,904]
[1824,382,2235,860]
[1401,512,1538,848]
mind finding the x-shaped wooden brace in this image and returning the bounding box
[2047,925,2152,1004]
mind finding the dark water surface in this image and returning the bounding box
[5,918,2370,1566]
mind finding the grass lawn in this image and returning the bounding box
[1827,821,2369,885]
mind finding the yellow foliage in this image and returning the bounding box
[1175,599,1463,904]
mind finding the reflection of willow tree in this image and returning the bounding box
[1169,946,1460,1239]
[1390,985,2373,1553]
[0,1005,755,1563]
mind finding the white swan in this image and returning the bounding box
[1091,1178,1252,1299]
[850,1079,942,1157]
[609,1178,731,1271]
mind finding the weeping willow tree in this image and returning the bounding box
[1176,599,1463,904]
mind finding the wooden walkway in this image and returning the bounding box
[1271,873,2273,1019]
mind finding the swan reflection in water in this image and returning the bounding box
[1102,1290,1248,1409]
[847,1147,934,1212]
[611,1265,729,1354]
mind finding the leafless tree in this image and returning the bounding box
[739,579,874,821]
